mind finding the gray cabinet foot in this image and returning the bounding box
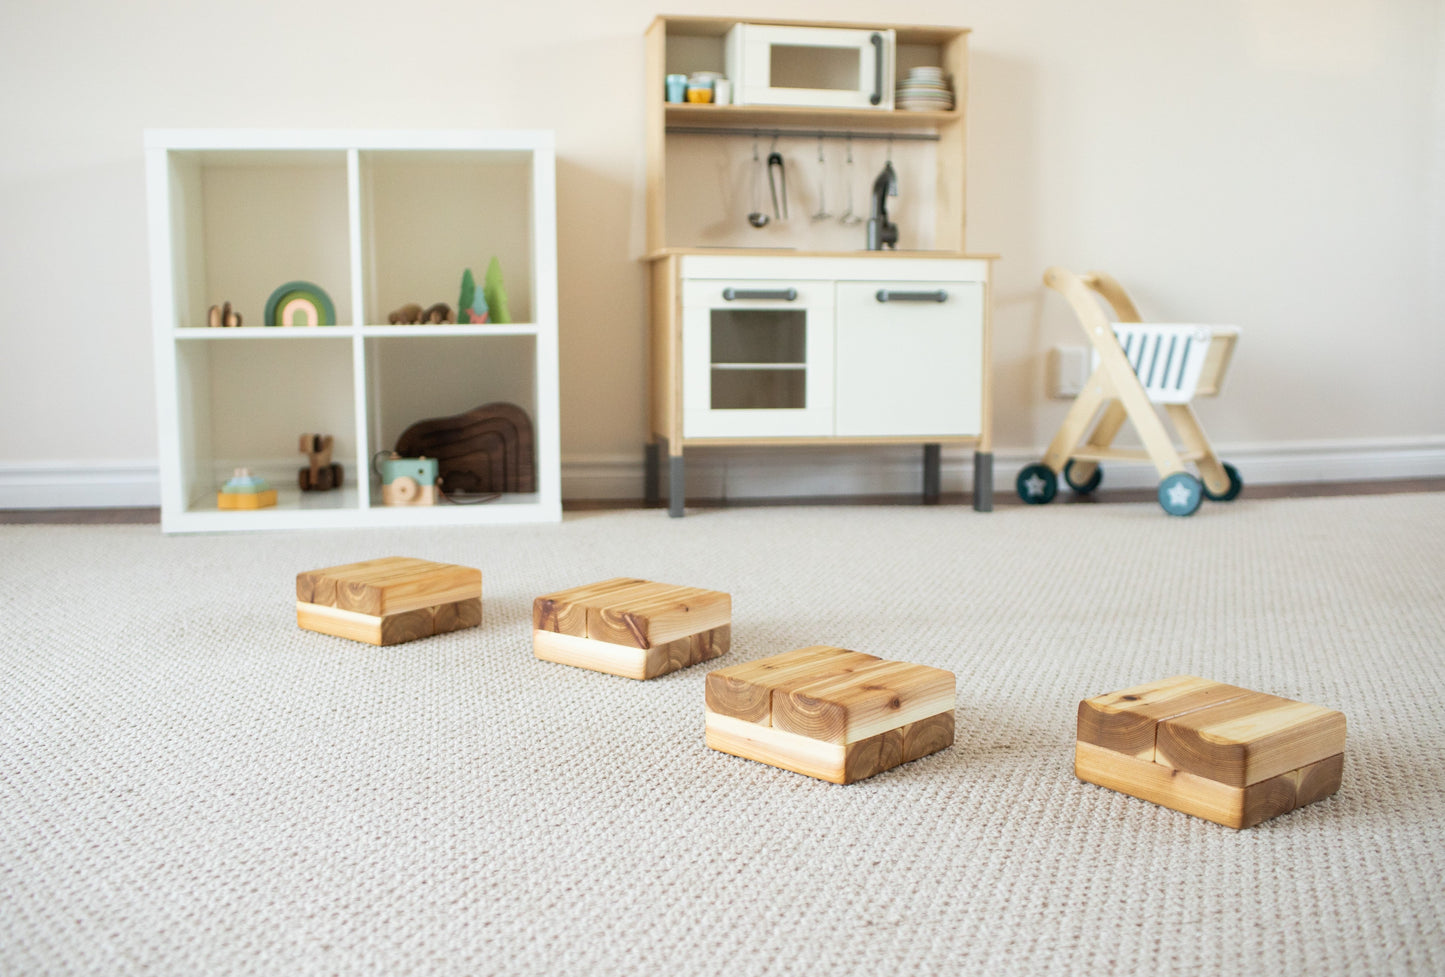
[669,451,685,518]
[973,451,994,512]
[923,443,941,504]
[644,442,661,507]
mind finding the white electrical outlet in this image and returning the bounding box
[1046,345,1091,398]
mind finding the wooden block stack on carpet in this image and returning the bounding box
[1074,675,1347,828]
[296,557,482,646]
[532,578,731,680]
[704,646,956,784]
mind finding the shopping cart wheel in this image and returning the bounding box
[1063,460,1102,495]
[1016,463,1058,505]
[1158,472,1203,516]
[1202,462,1242,502]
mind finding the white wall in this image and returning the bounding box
[1,0,1441,503]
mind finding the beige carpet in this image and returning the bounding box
[2,493,1443,976]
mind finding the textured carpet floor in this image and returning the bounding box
[2,494,1443,976]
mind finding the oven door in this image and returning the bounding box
[726,25,895,110]
[681,280,834,439]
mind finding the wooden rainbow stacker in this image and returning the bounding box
[296,557,482,646]
[1075,675,1346,828]
[532,578,731,680]
[705,646,956,784]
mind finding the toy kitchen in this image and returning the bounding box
[643,16,996,517]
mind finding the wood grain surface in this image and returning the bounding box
[296,557,481,616]
[1075,741,1344,829]
[1076,675,1251,759]
[706,709,955,785]
[1154,693,1347,787]
[533,623,730,680]
[704,646,881,724]
[532,578,730,649]
[773,660,956,745]
[296,597,482,647]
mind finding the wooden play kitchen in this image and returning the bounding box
[1075,675,1346,828]
[705,646,956,784]
[643,16,995,516]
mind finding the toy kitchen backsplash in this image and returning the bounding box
[663,133,944,252]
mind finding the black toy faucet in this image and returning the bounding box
[866,160,899,250]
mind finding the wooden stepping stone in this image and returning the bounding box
[705,646,956,784]
[1075,675,1346,828]
[296,557,482,646]
[532,578,731,680]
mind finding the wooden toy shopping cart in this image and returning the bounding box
[1016,268,1241,516]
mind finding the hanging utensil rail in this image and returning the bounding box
[665,126,939,143]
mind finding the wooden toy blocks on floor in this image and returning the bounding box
[1075,675,1346,828]
[296,557,481,646]
[532,577,731,680]
[705,646,956,784]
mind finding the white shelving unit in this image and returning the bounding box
[145,129,561,532]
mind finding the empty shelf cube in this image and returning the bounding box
[532,577,731,679]
[1075,675,1346,828]
[705,646,956,784]
[296,556,482,646]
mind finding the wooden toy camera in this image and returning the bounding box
[378,453,439,506]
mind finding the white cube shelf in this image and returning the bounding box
[145,129,561,532]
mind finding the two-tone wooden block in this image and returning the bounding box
[296,557,482,646]
[705,646,956,784]
[532,578,731,679]
[1075,675,1346,828]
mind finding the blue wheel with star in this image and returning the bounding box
[1063,459,1103,495]
[1202,462,1243,502]
[1016,463,1058,505]
[1158,472,1203,516]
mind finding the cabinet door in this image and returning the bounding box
[682,280,834,439]
[833,282,982,437]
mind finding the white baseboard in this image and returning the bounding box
[2,438,1443,509]
[0,462,163,509]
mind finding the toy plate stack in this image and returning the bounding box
[897,66,954,112]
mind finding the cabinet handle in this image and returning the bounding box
[875,289,948,303]
[722,287,798,302]
[870,34,884,106]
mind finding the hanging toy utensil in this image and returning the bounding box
[747,138,770,228]
[811,135,832,222]
[767,140,788,221]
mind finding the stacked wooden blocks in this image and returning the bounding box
[532,578,731,680]
[1075,675,1346,828]
[296,557,482,646]
[705,646,956,784]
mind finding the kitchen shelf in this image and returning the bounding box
[663,103,961,130]
[146,129,561,533]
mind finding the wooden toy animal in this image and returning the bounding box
[298,433,344,491]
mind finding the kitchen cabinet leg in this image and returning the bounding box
[644,441,661,507]
[923,444,941,504]
[973,451,994,512]
[669,446,686,518]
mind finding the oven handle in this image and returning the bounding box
[870,33,884,106]
[722,287,798,302]
[876,289,948,303]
